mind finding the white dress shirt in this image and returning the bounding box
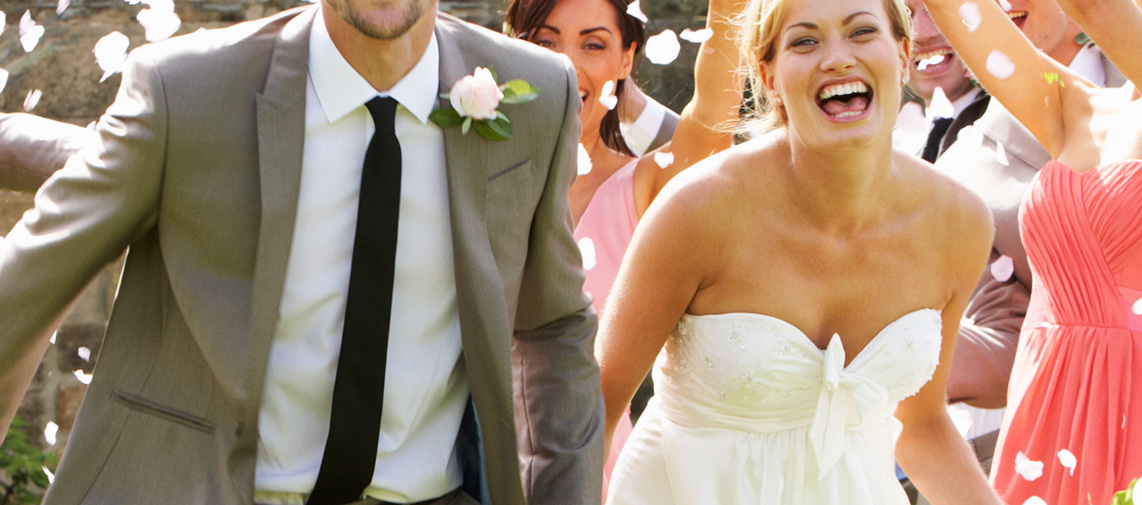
[619,97,667,157]
[254,11,466,503]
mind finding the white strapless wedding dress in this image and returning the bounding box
[605,309,943,505]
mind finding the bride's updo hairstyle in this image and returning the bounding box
[738,0,913,132]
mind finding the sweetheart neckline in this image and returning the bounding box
[679,308,942,368]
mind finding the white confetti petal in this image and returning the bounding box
[44,421,58,445]
[0,12,6,37]
[577,143,592,175]
[1133,480,1142,501]
[19,11,45,53]
[74,369,93,385]
[999,0,1012,10]
[679,28,713,44]
[43,466,55,484]
[1015,451,1044,481]
[93,31,130,82]
[599,79,618,110]
[137,1,180,42]
[995,141,1010,166]
[50,330,58,344]
[1057,449,1076,476]
[57,0,71,15]
[987,50,1016,79]
[23,89,43,112]
[77,346,91,361]
[626,0,647,22]
[0,69,8,94]
[645,29,681,65]
[959,1,982,32]
[991,255,1014,282]
[653,151,674,169]
[1132,298,1142,315]
[1022,497,1046,505]
[917,53,947,71]
[577,237,597,270]
[928,87,955,119]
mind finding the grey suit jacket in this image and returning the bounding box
[933,52,1126,405]
[0,114,93,192]
[0,7,602,505]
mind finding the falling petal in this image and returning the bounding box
[577,237,596,270]
[1133,479,1142,499]
[917,53,947,71]
[50,330,58,344]
[43,466,55,484]
[1057,449,1076,476]
[599,79,618,110]
[645,29,681,65]
[928,87,955,119]
[57,0,71,15]
[74,369,93,385]
[23,89,43,112]
[626,0,647,22]
[653,151,674,169]
[960,1,982,32]
[995,141,1010,166]
[19,11,45,53]
[0,12,6,36]
[0,69,8,94]
[44,421,58,445]
[998,0,1012,10]
[93,31,130,82]
[1132,298,1142,315]
[680,28,713,44]
[1022,497,1046,505]
[987,50,1015,79]
[577,143,592,175]
[1015,451,1044,481]
[77,346,91,361]
[991,255,1014,282]
[137,0,180,42]
[947,404,974,437]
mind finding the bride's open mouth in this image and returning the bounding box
[816,80,873,122]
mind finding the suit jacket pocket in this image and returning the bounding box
[111,389,216,433]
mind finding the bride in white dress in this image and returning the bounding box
[595,0,1005,503]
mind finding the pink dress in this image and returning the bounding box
[991,160,1142,505]
[574,160,639,502]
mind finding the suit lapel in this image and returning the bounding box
[435,17,521,505]
[240,5,314,464]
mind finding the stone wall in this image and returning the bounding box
[0,0,706,483]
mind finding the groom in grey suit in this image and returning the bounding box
[0,0,602,503]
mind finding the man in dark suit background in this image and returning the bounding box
[0,0,602,504]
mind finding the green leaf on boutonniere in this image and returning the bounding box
[1075,32,1094,48]
[487,112,512,139]
[429,108,464,129]
[472,117,509,141]
[500,80,541,105]
[461,116,473,135]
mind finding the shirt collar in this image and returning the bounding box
[1069,44,1107,88]
[308,11,440,124]
[950,87,984,118]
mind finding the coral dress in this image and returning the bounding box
[573,160,639,501]
[991,160,1142,505]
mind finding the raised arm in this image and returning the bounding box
[0,113,95,193]
[634,0,746,213]
[920,0,1078,157]
[1054,0,1142,89]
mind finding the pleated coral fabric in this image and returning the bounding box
[992,160,1142,505]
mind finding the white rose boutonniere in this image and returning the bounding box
[431,67,539,141]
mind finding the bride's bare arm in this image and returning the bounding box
[894,184,1001,505]
[596,167,723,454]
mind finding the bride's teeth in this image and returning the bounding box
[818,81,869,101]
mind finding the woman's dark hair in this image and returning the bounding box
[505,0,647,157]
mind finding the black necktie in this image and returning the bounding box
[308,96,402,505]
[921,116,953,163]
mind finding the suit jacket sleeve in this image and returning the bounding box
[0,51,164,436]
[0,113,95,193]
[511,60,605,505]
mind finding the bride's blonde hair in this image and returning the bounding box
[738,0,914,132]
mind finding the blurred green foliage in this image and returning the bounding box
[0,416,58,505]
